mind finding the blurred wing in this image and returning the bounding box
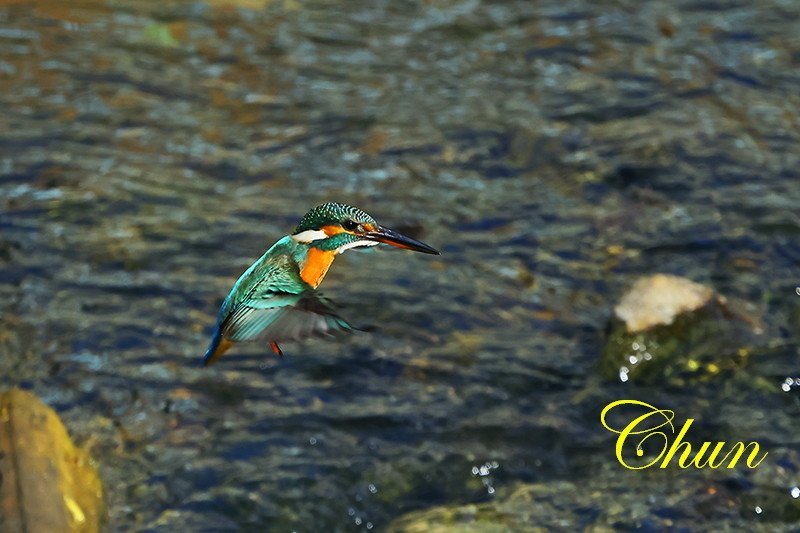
[222,290,351,343]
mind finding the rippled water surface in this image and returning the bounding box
[1,0,799,530]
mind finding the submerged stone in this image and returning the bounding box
[387,462,800,531]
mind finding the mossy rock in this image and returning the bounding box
[386,482,572,533]
[388,467,800,532]
[362,454,487,510]
[0,388,105,533]
[599,275,762,385]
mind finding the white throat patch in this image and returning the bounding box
[292,229,328,243]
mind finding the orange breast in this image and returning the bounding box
[300,247,337,288]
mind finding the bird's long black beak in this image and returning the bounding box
[366,225,440,255]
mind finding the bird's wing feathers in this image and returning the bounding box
[220,252,351,343]
[222,293,351,342]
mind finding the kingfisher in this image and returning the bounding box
[202,202,439,366]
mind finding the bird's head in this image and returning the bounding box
[291,202,439,255]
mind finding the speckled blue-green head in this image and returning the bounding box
[294,203,376,234]
[291,202,439,255]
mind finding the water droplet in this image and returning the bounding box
[309,437,317,445]
[487,486,495,494]
[755,506,763,514]
[782,383,791,392]
[791,487,800,499]
[368,483,377,494]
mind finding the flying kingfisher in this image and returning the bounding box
[203,202,439,366]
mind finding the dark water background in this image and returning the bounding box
[1,0,799,530]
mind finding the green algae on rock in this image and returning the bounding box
[600,274,763,385]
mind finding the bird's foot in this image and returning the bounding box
[269,341,283,358]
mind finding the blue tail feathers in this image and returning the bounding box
[202,327,224,366]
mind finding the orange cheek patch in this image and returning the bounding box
[321,225,346,236]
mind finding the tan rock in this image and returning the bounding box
[614,274,714,333]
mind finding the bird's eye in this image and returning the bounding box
[342,219,358,231]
